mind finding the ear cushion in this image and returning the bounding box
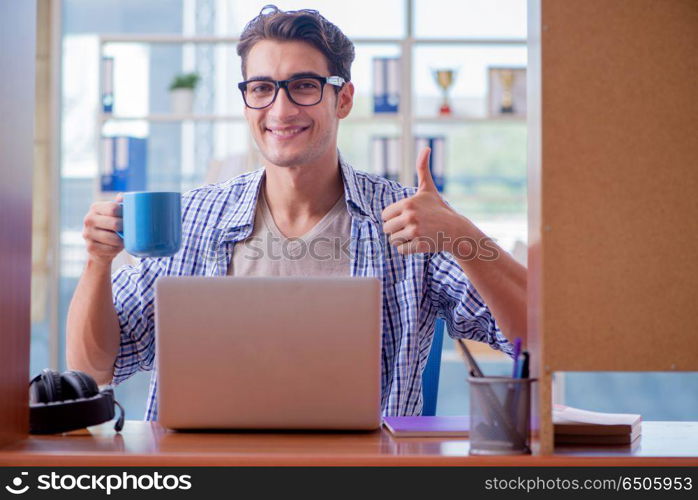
[29,372,44,404]
[61,370,99,400]
[34,369,62,403]
[29,370,123,434]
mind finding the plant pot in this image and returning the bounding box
[170,88,194,115]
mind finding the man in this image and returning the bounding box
[67,6,526,420]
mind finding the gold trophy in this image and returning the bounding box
[433,68,457,116]
[498,69,515,114]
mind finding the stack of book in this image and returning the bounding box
[553,404,642,445]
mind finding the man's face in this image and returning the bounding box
[242,39,353,169]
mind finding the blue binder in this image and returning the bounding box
[414,136,446,192]
[100,136,147,192]
[373,57,400,113]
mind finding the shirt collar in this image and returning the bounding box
[338,151,375,223]
[217,151,377,232]
[216,168,265,231]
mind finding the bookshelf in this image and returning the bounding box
[96,33,526,192]
[98,113,405,123]
[99,114,245,123]
[98,114,525,124]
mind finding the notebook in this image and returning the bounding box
[553,404,642,436]
[383,416,470,437]
[555,427,642,445]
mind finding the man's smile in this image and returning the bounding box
[265,125,311,140]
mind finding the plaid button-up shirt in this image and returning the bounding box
[111,155,514,420]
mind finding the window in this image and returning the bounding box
[51,0,528,419]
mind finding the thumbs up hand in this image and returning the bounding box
[381,147,465,255]
[415,147,439,193]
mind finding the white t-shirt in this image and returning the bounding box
[227,188,351,277]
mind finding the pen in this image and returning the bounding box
[455,339,485,377]
[511,338,522,378]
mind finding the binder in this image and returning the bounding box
[100,136,147,192]
[414,136,446,192]
[101,56,114,114]
[373,57,400,113]
[372,136,401,182]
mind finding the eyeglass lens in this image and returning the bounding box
[244,78,324,108]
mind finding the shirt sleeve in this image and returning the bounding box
[426,251,514,357]
[111,257,164,385]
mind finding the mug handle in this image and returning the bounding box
[115,202,124,239]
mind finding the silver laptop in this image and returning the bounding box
[155,276,382,431]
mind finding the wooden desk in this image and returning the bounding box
[0,421,696,466]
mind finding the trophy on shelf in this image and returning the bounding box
[498,69,515,114]
[432,68,457,116]
[488,67,526,117]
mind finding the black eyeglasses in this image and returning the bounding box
[237,75,346,109]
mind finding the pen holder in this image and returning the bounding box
[468,376,536,455]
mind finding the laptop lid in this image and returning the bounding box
[155,276,382,430]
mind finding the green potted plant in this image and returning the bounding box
[169,72,200,114]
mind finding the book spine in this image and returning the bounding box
[431,136,446,192]
[100,136,147,192]
[101,57,114,114]
[386,57,400,113]
[372,136,401,183]
[414,136,446,192]
[371,136,383,177]
[555,433,638,445]
[113,136,129,193]
[100,137,115,192]
[373,57,400,113]
[127,137,147,192]
[372,59,383,113]
[386,137,401,182]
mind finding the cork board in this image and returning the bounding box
[528,0,698,453]
[537,0,698,373]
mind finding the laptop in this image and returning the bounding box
[154,276,382,431]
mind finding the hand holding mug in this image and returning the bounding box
[82,191,182,264]
[82,194,125,266]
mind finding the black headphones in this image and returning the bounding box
[29,369,125,434]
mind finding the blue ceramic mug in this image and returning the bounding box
[116,191,182,258]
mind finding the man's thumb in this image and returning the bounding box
[416,147,436,192]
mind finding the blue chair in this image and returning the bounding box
[421,318,445,416]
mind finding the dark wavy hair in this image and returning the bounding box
[237,4,355,83]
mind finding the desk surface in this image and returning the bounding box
[1,421,696,466]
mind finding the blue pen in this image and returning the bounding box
[515,356,524,378]
[511,338,522,378]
